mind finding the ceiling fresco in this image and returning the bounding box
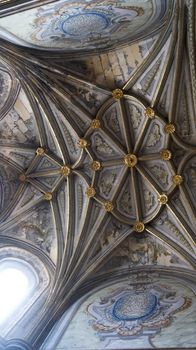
[0,0,169,51]
[0,0,195,349]
[54,275,196,349]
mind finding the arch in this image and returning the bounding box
[41,266,196,350]
[0,245,50,339]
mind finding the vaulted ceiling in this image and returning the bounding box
[0,0,195,349]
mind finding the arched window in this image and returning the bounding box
[0,259,37,326]
[0,247,51,339]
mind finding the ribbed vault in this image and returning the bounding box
[0,0,195,349]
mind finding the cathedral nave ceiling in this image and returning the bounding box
[0,0,195,347]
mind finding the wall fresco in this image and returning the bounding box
[0,0,167,51]
[0,88,39,145]
[0,69,12,111]
[55,276,196,349]
[0,161,19,212]
[2,200,58,263]
[100,233,192,270]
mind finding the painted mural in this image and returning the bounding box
[0,0,167,51]
[88,285,192,347]
[54,276,196,349]
[0,162,19,213]
[102,234,192,270]
[2,201,58,263]
[0,67,20,121]
[0,69,11,111]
